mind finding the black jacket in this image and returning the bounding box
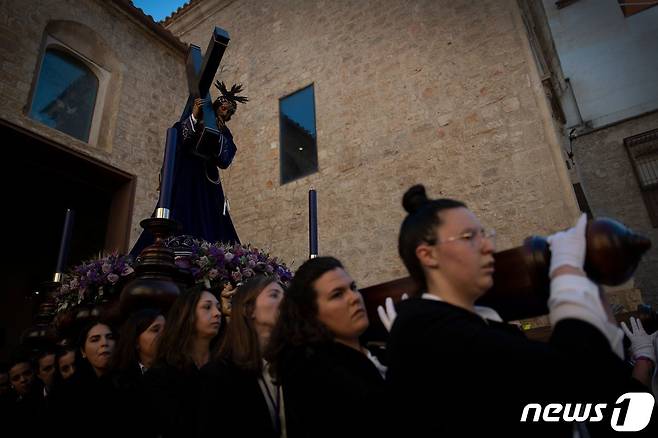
[48,365,121,438]
[198,359,278,438]
[278,341,386,438]
[143,361,204,438]
[386,298,651,437]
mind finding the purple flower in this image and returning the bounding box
[208,269,219,279]
[232,270,242,282]
[102,263,112,274]
[225,253,234,262]
[209,246,222,257]
[107,273,120,284]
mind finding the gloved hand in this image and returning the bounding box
[377,294,408,332]
[547,213,588,276]
[621,317,656,362]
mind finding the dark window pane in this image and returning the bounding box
[625,129,658,227]
[29,48,98,142]
[279,85,318,184]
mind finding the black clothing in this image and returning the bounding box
[278,341,386,438]
[5,382,48,437]
[49,365,120,438]
[386,298,651,437]
[198,359,278,438]
[111,363,152,437]
[143,361,204,438]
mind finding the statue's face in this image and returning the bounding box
[216,101,236,122]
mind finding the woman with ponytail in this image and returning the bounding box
[386,184,650,437]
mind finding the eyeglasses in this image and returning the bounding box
[427,228,496,247]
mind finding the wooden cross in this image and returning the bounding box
[182,27,230,156]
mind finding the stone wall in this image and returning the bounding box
[573,111,658,307]
[166,0,580,286]
[0,0,188,246]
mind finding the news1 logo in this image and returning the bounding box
[520,393,655,432]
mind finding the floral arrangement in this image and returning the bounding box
[174,240,294,290]
[54,253,135,314]
[53,240,293,315]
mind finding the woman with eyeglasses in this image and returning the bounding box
[386,185,650,437]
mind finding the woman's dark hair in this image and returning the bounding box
[75,319,116,377]
[155,285,223,370]
[217,275,280,373]
[398,184,466,291]
[265,256,343,378]
[54,344,77,378]
[55,344,76,361]
[110,308,162,372]
[77,319,115,350]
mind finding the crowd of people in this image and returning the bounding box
[2,184,657,437]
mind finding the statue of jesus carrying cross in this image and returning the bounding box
[131,27,246,256]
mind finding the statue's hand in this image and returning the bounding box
[192,97,204,120]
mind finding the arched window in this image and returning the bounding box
[29,47,98,142]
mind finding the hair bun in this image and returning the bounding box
[402,184,429,214]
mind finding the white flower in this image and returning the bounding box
[199,256,210,268]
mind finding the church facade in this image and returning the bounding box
[1,0,655,353]
[163,0,581,287]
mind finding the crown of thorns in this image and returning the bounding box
[214,81,249,105]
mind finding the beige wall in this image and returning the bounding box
[166,0,579,286]
[0,0,188,245]
[573,111,658,306]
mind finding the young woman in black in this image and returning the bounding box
[386,184,651,437]
[266,257,386,438]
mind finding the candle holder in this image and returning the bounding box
[119,216,182,318]
[20,280,60,349]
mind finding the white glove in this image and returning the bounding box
[377,294,408,332]
[549,275,625,359]
[621,317,656,362]
[547,213,588,276]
